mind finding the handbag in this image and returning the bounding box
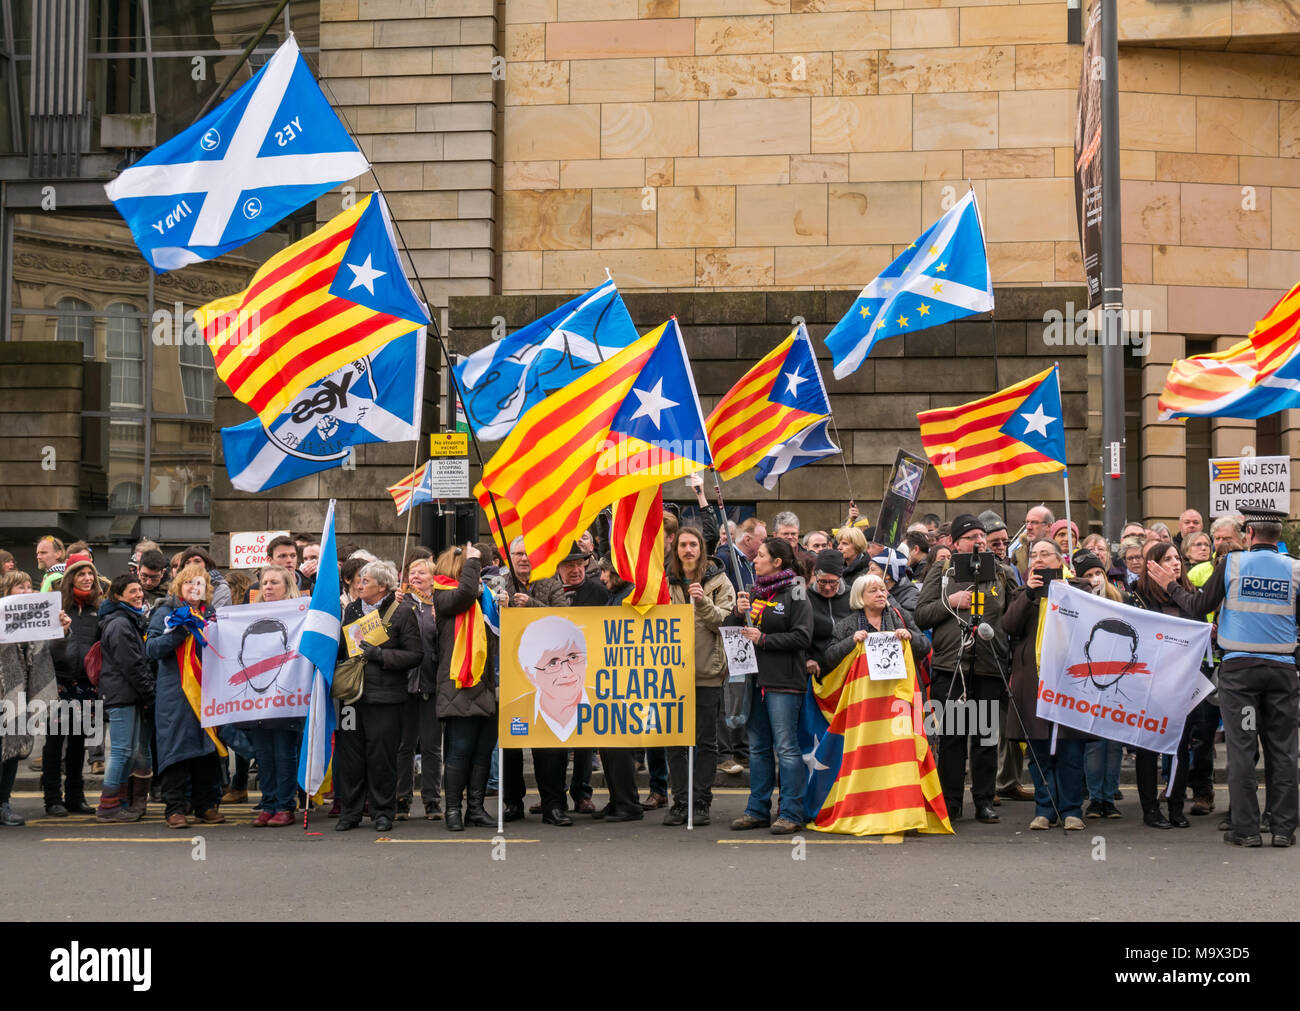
[83,641,104,688]
[331,599,400,704]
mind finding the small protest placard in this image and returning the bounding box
[0,592,63,643]
[720,626,758,680]
[864,631,906,680]
[342,610,389,658]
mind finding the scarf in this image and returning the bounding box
[433,575,486,688]
[748,567,798,624]
[170,606,226,756]
[73,586,95,605]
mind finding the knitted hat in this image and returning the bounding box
[872,548,908,582]
[813,548,845,576]
[61,553,98,586]
[950,514,985,542]
[978,509,1007,534]
[1071,550,1105,576]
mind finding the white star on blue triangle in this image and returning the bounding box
[610,319,713,466]
[999,366,1066,466]
[770,326,831,415]
[326,194,429,324]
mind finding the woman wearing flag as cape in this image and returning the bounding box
[146,563,227,830]
[431,545,498,833]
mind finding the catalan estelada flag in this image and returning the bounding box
[178,635,227,757]
[432,574,487,688]
[917,365,1066,499]
[1156,336,1300,420]
[1248,279,1300,376]
[387,460,434,515]
[612,485,669,612]
[476,318,711,581]
[705,322,830,481]
[197,192,429,426]
[799,643,951,836]
[1212,460,1242,482]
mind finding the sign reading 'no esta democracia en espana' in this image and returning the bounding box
[498,606,695,748]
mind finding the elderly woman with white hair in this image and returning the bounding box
[824,573,930,674]
[334,559,424,833]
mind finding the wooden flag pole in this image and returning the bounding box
[1055,362,1075,561]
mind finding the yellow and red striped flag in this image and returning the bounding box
[612,486,669,611]
[1249,279,1300,376]
[476,319,710,580]
[386,461,434,515]
[197,192,429,427]
[178,636,227,757]
[1157,338,1274,420]
[705,323,830,481]
[432,575,487,688]
[801,643,951,837]
[917,365,1066,499]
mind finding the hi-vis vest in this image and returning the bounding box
[1217,549,1300,660]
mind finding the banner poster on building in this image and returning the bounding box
[498,606,695,747]
[874,449,930,549]
[1073,0,1104,308]
[1208,456,1290,517]
[1037,582,1213,754]
[0,592,63,644]
[201,598,316,728]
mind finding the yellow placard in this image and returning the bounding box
[341,611,390,658]
[498,605,695,747]
[429,432,469,457]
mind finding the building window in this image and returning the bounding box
[179,340,213,416]
[109,480,142,511]
[106,301,144,407]
[55,296,94,358]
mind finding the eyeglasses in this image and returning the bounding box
[533,652,584,675]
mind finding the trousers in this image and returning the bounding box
[334,700,403,823]
[159,753,223,818]
[667,685,721,808]
[930,668,1003,813]
[396,693,443,807]
[1219,659,1299,839]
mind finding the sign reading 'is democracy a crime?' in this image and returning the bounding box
[498,605,694,747]
[1209,455,1289,518]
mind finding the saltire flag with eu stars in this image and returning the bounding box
[705,322,831,481]
[753,417,840,491]
[917,365,1067,499]
[476,318,711,581]
[825,189,994,380]
[221,329,424,493]
[197,191,430,428]
[453,278,639,441]
[105,35,368,273]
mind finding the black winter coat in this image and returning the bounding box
[724,579,814,693]
[807,584,851,675]
[339,591,423,705]
[432,558,499,720]
[96,599,154,708]
[49,599,99,700]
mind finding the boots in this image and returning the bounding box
[466,763,494,827]
[96,785,134,822]
[444,764,467,832]
[125,773,151,821]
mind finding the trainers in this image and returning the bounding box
[1029,815,1052,830]
[1102,802,1122,819]
[395,801,410,821]
[663,804,688,827]
[1064,816,1085,831]
[1084,802,1104,819]
[0,802,25,826]
[730,813,770,831]
[769,818,801,835]
[1224,830,1263,848]
[718,759,744,775]
[692,803,711,826]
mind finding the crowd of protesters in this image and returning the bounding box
[0,501,1275,841]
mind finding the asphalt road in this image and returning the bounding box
[3,782,1296,921]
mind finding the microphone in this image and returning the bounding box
[977,622,996,641]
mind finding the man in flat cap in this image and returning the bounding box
[914,513,1016,823]
[1147,507,1300,848]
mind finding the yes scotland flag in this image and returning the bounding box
[453,279,638,441]
[825,189,994,379]
[221,329,425,493]
[105,35,368,272]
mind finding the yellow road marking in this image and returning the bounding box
[719,835,905,845]
[376,837,540,844]
[41,837,196,843]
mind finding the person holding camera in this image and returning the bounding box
[914,513,1015,824]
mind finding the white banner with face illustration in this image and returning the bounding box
[200,598,315,727]
[1037,581,1214,754]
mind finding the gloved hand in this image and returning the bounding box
[361,642,383,663]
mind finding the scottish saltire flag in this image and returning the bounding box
[454,278,638,440]
[387,461,436,515]
[799,643,951,836]
[825,189,994,379]
[754,417,840,491]
[221,329,424,492]
[480,585,501,637]
[105,36,368,272]
[298,499,341,796]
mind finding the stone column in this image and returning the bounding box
[1141,332,1186,526]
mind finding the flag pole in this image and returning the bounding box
[826,415,856,508]
[710,470,746,607]
[188,0,292,126]
[397,374,426,584]
[1055,362,1075,561]
[306,63,524,589]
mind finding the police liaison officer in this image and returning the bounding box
[1146,507,1300,848]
